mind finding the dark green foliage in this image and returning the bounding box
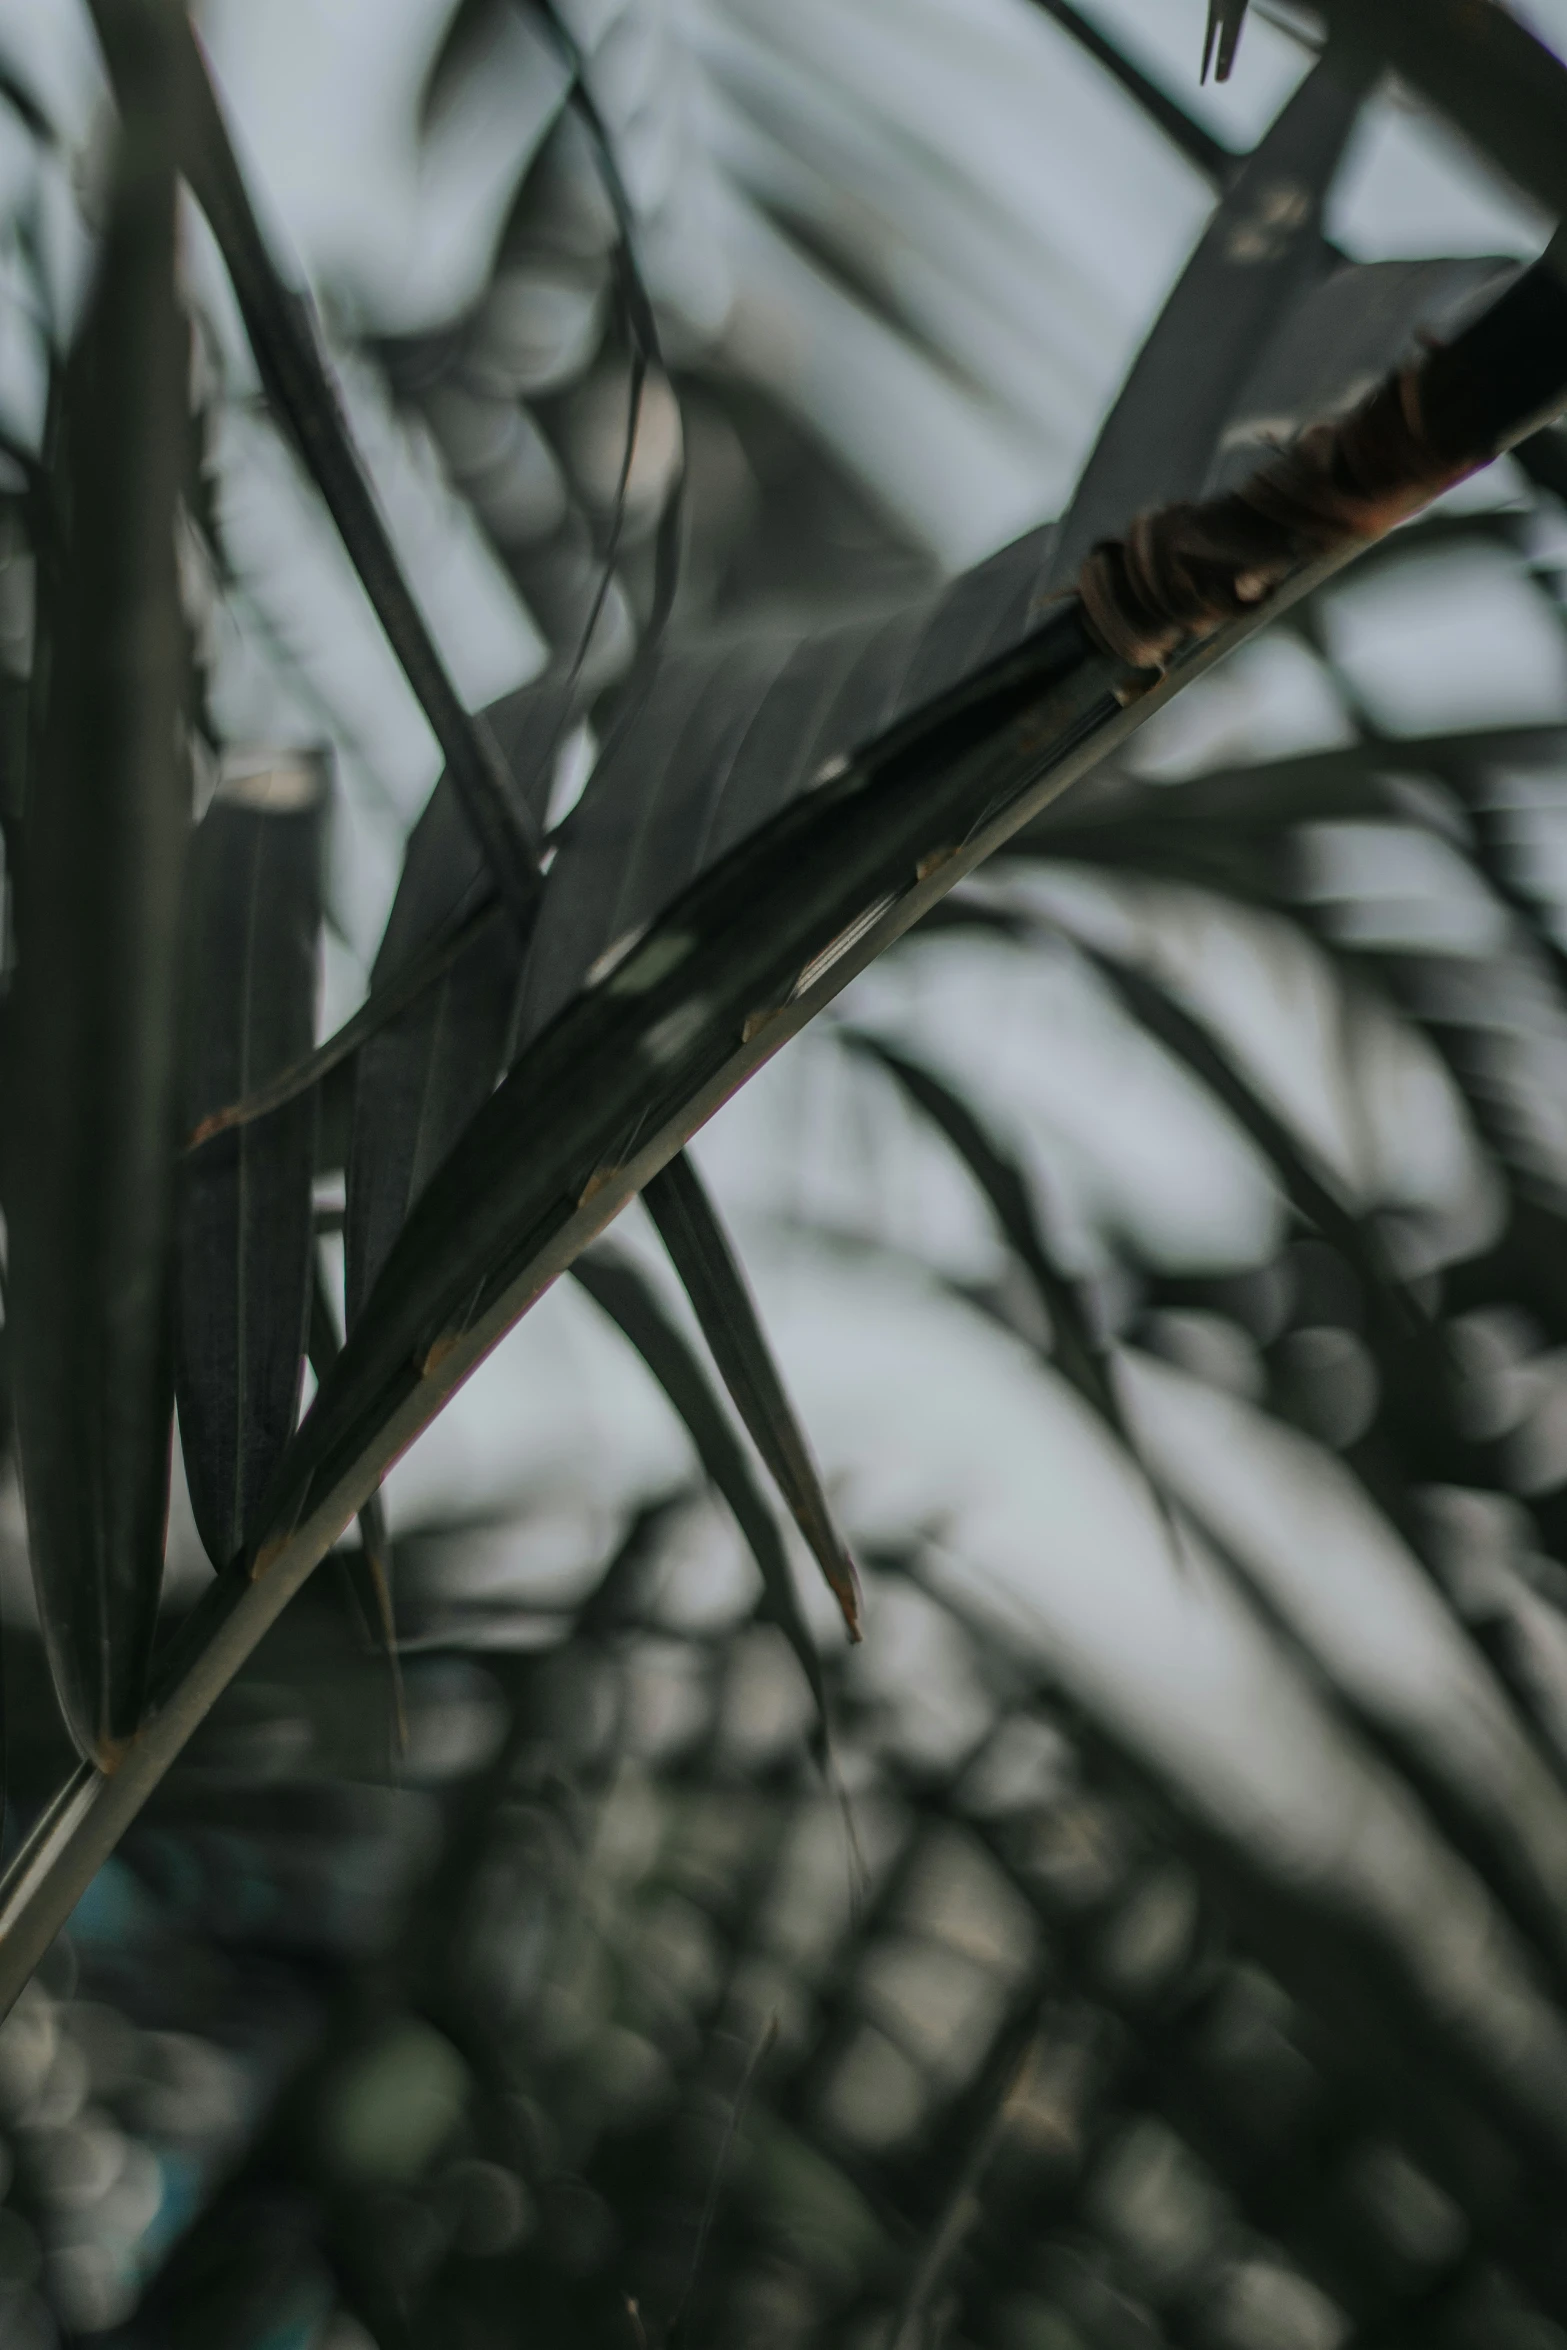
[841,1030,1116,1421]
[85,0,543,930]
[343,687,565,1328]
[570,1244,837,1762]
[1043,52,1365,591]
[645,1149,861,1638]
[246,596,1128,1574]
[10,16,1567,2348]
[8,0,185,1763]
[175,756,325,1571]
[1202,0,1249,85]
[1318,0,1567,223]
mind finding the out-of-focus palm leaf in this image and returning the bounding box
[887,2005,1046,2350]
[534,0,686,668]
[175,754,324,1572]
[8,0,185,1766]
[840,1031,1114,1424]
[1042,53,1365,593]
[643,1149,861,1638]
[1076,943,1473,1481]
[84,0,542,926]
[1027,0,1233,184]
[570,1245,835,1766]
[1084,946,1397,1271]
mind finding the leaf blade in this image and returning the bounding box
[1043,52,1367,592]
[9,0,187,1764]
[174,754,325,1571]
[570,1246,836,1766]
[644,1150,861,1639]
[838,1031,1115,1424]
[344,680,565,1324]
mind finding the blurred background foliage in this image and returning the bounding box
[3,0,1567,2343]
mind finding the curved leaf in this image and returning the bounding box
[838,1031,1114,1423]
[0,255,1558,2011]
[643,1150,861,1638]
[511,67,1429,1053]
[344,680,567,1326]
[570,1246,835,1767]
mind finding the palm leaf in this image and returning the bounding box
[839,1030,1114,1424]
[175,753,325,1571]
[254,236,1567,1586]
[507,89,1494,1054]
[8,0,185,1766]
[1,235,1563,2011]
[84,0,542,926]
[1041,52,1366,593]
[1202,0,1250,85]
[570,1245,836,1769]
[643,1149,861,1639]
[344,682,567,1326]
[1026,0,1232,184]
[1319,0,1567,225]
[1076,941,1472,1481]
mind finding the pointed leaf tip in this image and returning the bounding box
[1202,0,1248,82]
[643,1151,863,1643]
[572,1243,840,1769]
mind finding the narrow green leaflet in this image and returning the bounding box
[1082,948,1394,1271]
[1079,945,1466,1475]
[0,247,1559,2023]
[8,0,186,1765]
[643,1150,861,1638]
[345,780,523,1327]
[175,755,324,1570]
[534,0,687,669]
[570,1246,836,1768]
[839,1032,1115,1425]
[343,680,567,1327]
